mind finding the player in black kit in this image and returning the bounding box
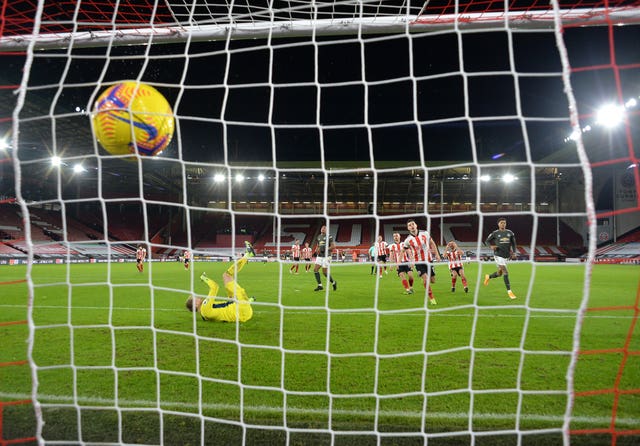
[484,217,517,300]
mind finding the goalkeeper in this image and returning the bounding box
[185,242,257,322]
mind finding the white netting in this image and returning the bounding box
[1,1,639,445]
[2,0,640,49]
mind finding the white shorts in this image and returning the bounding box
[315,256,331,268]
[494,255,508,267]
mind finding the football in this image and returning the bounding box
[92,81,174,157]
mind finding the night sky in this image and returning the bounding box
[2,17,639,169]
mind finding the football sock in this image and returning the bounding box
[402,279,409,290]
[452,277,457,288]
[503,274,511,291]
[328,275,335,284]
[226,256,248,276]
[314,271,322,285]
[490,272,499,279]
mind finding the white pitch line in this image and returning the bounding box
[0,303,634,319]
[0,391,637,427]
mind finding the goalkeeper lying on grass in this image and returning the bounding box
[185,242,257,323]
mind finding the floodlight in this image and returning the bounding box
[235,173,244,182]
[51,156,62,166]
[480,175,491,182]
[0,138,8,151]
[596,104,625,128]
[213,173,225,183]
[73,163,86,173]
[258,174,265,181]
[502,173,516,183]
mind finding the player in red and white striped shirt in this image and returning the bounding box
[445,240,468,293]
[183,250,191,270]
[301,242,313,272]
[290,239,301,274]
[135,245,147,273]
[403,219,441,305]
[389,233,415,294]
[374,235,389,277]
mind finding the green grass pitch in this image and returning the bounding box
[1,260,638,445]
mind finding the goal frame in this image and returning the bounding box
[1,8,639,50]
[3,1,639,445]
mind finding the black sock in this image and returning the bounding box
[314,271,322,285]
[490,272,499,279]
[503,274,511,290]
[328,275,335,284]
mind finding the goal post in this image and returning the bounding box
[2,2,640,49]
[1,1,639,445]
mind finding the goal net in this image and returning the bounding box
[1,0,639,445]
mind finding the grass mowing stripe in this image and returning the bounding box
[1,391,637,427]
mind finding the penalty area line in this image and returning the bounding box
[0,391,636,427]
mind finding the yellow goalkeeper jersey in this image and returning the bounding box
[199,280,253,322]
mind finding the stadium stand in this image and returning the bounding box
[0,204,24,240]
[0,242,26,258]
[1,201,600,262]
[0,203,140,259]
[26,207,105,241]
[617,228,640,243]
[590,242,640,264]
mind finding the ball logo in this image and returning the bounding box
[92,82,174,157]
